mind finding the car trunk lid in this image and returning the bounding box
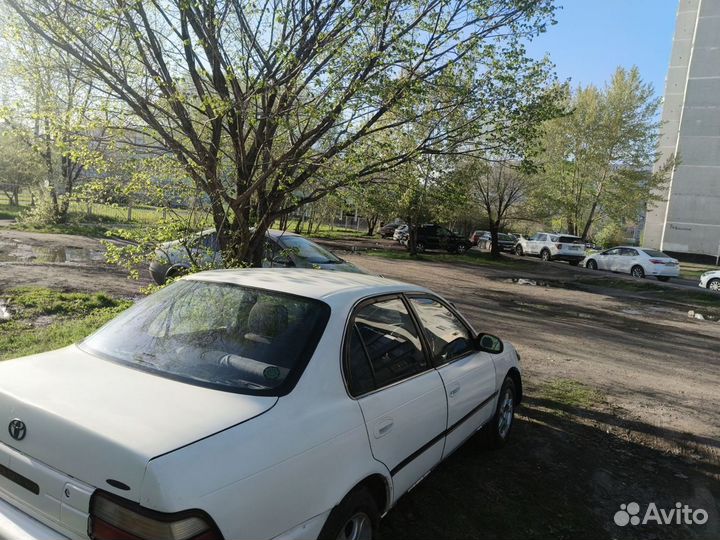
[0,346,277,502]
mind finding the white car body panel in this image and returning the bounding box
[516,232,585,261]
[437,351,497,456]
[0,269,522,540]
[584,247,680,278]
[699,270,720,289]
[356,370,447,502]
[0,347,276,503]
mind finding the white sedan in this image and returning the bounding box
[0,269,522,540]
[699,269,720,291]
[583,246,680,281]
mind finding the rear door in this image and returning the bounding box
[344,296,447,501]
[407,295,497,457]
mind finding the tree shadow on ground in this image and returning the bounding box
[378,393,720,540]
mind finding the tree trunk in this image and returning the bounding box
[366,215,378,236]
[489,222,501,258]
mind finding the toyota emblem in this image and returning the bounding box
[8,419,26,441]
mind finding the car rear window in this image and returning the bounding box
[559,236,583,244]
[80,280,330,396]
[642,249,669,258]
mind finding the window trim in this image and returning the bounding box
[341,293,433,399]
[403,292,478,367]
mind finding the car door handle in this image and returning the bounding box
[448,384,461,398]
[374,418,394,438]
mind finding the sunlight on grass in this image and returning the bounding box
[0,288,132,360]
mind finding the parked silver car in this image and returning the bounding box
[149,229,363,284]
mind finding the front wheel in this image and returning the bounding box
[415,242,425,253]
[319,488,379,540]
[514,245,524,256]
[540,249,551,262]
[631,265,645,279]
[707,278,720,291]
[586,259,598,270]
[482,376,516,449]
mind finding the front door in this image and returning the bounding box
[344,296,447,501]
[407,296,497,457]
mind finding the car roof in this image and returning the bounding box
[186,268,430,306]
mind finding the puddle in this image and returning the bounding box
[687,310,719,322]
[0,241,104,263]
[503,278,554,287]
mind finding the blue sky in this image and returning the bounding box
[526,0,678,98]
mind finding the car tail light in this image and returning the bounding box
[649,259,665,265]
[90,491,222,540]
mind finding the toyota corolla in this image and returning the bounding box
[0,269,522,540]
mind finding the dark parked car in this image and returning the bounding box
[149,229,364,284]
[478,232,517,252]
[379,222,404,238]
[413,224,472,253]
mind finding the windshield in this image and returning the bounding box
[278,235,342,264]
[80,280,330,395]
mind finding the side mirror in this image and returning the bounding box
[477,333,503,354]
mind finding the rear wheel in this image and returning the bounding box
[540,249,551,262]
[319,488,379,540]
[631,265,645,279]
[514,245,524,256]
[415,241,425,253]
[586,259,598,270]
[708,278,720,291]
[657,276,670,282]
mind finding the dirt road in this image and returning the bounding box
[0,230,718,538]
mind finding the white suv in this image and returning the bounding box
[514,232,586,265]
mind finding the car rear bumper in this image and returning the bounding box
[553,254,585,262]
[0,498,70,540]
[647,266,679,277]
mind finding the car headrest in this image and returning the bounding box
[245,303,288,344]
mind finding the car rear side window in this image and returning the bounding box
[559,236,583,244]
[345,297,428,396]
[409,297,474,366]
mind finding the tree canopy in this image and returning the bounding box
[5,0,559,264]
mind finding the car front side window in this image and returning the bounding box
[345,297,428,396]
[409,297,474,366]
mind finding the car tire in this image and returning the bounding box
[586,259,598,270]
[482,376,517,449]
[656,276,670,282]
[514,245,523,256]
[707,278,720,291]
[415,242,425,253]
[319,487,379,540]
[631,265,645,279]
[540,249,551,262]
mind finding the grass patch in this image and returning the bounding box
[367,248,524,268]
[0,287,132,360]
[11,220,113,238]
[539,379,605,410]
[0,204,24,220]
[679,261,719,280]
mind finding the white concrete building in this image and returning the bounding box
[644,0,720,259]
